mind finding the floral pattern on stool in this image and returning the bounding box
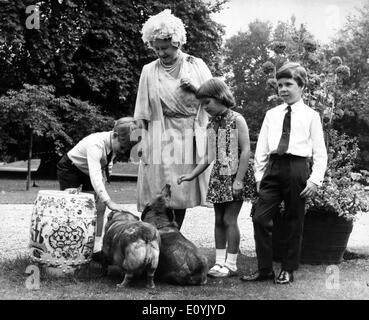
[29,190,97,275]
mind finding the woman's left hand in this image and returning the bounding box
[232,180,244,198]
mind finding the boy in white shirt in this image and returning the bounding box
[240,63,327,284]
[57,117,136,250]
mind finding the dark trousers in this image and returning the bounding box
[252,154,310,272]
[57,154,94,192]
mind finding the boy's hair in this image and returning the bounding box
[113,117,136,144]
[276,62,308,88]
[196,78,235,108]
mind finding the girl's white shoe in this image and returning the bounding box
[207,264,224,277]
[211,265,238,278]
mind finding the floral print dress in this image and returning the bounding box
[206,109,256,204]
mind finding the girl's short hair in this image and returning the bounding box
[196,78,235,108]
[276,62,308,88]
[141,9,187,49]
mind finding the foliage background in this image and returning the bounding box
[222,4,369,170]
[1,0,369,173]
[0,0,226,175]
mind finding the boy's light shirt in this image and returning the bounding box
[67,131,113,202]
[254,99,328,186]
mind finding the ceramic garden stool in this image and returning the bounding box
[29,190,97,276]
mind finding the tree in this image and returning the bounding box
[0,0,227,175]
[222,16,363,159]
[272,18,315,64]
[253,20,369,225]
[223,20,272,145]
[0,0,88,94]
[330,0,369,168]
[0,84,113,178]
[0,0,227,118]
[261,25,352,131]
[0,85,69,188]
[72,0,227,117]
[258,20,369,171]
[172,0,226,75]
[223,18,313,144]
[333,0,369,89]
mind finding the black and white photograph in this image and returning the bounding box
[0,0,369,307]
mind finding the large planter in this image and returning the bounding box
[273,208,353,265]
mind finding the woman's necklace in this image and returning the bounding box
[160,53,181,75]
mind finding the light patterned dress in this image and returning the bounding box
[206,110,256,204]
[134,51,213,211]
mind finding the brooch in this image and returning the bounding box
[186,55,195,64]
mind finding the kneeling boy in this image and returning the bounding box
[57,117,136,251]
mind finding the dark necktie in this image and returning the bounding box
[105,151,113,184]
[276,105,292,155]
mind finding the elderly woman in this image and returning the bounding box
[134,9,212,229]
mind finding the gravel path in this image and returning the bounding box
[1,202,368,260]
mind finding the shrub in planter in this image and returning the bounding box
[306,129,369,222]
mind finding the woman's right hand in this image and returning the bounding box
[177,174,192,185]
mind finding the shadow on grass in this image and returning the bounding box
[0,254,107,286]
[0,248,222,286]
[0,248,260,299]
[343,249,369,260]
[2,248,369,300]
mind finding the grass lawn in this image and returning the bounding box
[1,252,369,300]
[0,161,138,204]
[0,179,137,204]
[1,175,369,301]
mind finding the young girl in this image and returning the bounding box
[177,78,256,278]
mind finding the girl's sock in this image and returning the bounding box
[215,248,227,266]
[225,252,238,271]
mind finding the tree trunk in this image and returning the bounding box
[26,130,33,191]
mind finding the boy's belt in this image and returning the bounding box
[269,153,307,160]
